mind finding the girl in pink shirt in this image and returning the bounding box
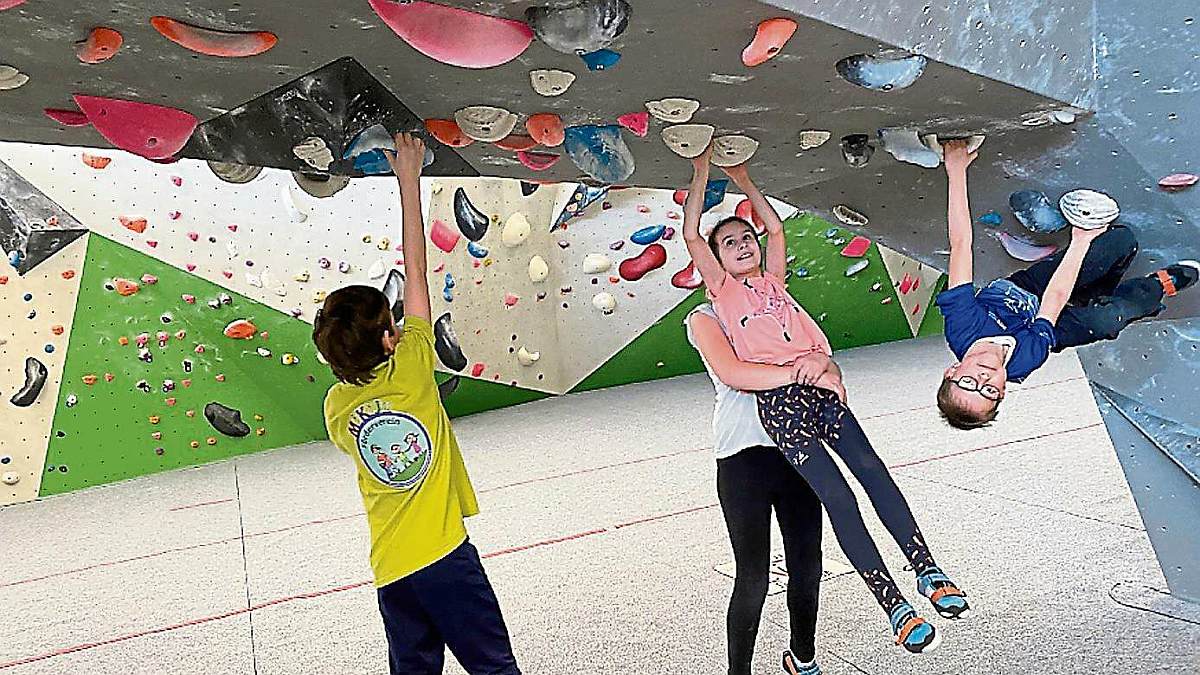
[682,145,967,655]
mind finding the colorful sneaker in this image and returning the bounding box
[890,603,940,654]
[781,650,821,675]
[1154,261,1200,297]
[917,569,970,619]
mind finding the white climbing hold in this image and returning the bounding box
[293,137,334,171]
[1051,110,1077,125]
[879,128,940,168]
[798,129,832,150]
[516,346,541,366]
[454,106,519,142]
[368,260,386,280]
[833,204,868,227]
[1,472,18,486]
[711,135,760,167]
[1020,111,1053,127]
[0,65,29,90]
[583,253,612,274]
[845,259,870,276]
[1059,189,1119,229]
[662,124,715,159]
[528,255,549,283]
[530,69,576,97]
[592,291,617,315]
[294,270,310,283]
[281,185,307,223]
[645,98,701,124]
[246,272,262,288]
[501,212,531,248]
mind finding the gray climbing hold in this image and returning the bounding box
[798,130,831,150]
[434,313,468,372]
[845,259,870,276]
[1009,190,1068,234]
[382,269,404,319]
[207,160,263,184]
[879,128,940,168]
[292,171,349,198]
[9,357,47,407]
[525,0,631,55]
[454,188,490,241]
[835,52,927,92]
[840,134,873,167]
[204,402,251,438]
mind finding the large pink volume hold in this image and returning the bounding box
[73,95,198,160]
[368,0,533,69]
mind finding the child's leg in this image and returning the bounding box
[1052,275,1166,350]
[1007,224,1139,303]
[377,577,446,675]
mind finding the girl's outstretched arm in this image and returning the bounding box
[385,133,431,322]
[681,144,727,294]
[721,162,786,280]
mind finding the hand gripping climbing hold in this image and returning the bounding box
[75,27,123,64]
[369,0,533,69]
[453,188,490,241]
[9,357,48,407]
[1059,189,1119,230]
[741,18,796,67]
[433,313,468,371]
[72,95,197,160]
[525,0,631,55]
[204,402,251,437]
[711,135,759,167]
[662,124,715,159]
[151,16,276,57]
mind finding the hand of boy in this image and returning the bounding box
[1070,224,1109,245]
[942,139,977,176]
[386,132,426,181]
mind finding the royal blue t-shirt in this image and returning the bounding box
[934,279,1057,383]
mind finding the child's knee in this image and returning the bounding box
[1107,224,1138,256]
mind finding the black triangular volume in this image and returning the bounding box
[0,159,90,276]
[182,57,477,178]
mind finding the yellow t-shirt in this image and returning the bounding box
[322,315,479,587]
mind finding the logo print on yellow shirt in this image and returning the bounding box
[350,403,433,490]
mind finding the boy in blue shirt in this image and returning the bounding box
[934,140,1199,429]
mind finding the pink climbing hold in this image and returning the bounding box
[72,95,198,160]
[671,261,703,290]
[735,198,766,234]
[997,231,1058,262]
[517,150,560,171]
[899,272,914,295]
[742,18,797,67]
[619,244,667,282]
[44,108,92,127]
[503,293,519,307]
[430,218,461,252]
[368,0,533,69]
[617,111,649,137]
[840,235,871,258]
[1158,173,1198,191]
[0,0,25,10]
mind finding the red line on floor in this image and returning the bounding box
[612,503,719,529]
[478,447,708,494]
[168,498,234,512]
[482,529,609,558]
[887,422,1103,469]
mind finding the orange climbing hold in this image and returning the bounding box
[526,113,565,147]
[76,27,123,64]
[495,134,538,151]
[119,216,147,234]
[150,16,277,57]
[741,18,796,67]
[113,278,140,296]
[81,153,111,169]
[425,119,474,147]
[223,319,258,340]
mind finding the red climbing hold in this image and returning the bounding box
[76,27,123,64]
[0,0,25,10]
[150,16,277,57]
[526,113,565,147]
[671,261,703,290]
[73,95,198,160]
[840,235,871,258]
[223,319,258,340]
[119,216,147,234]
[735,198,766,233]
[114,278,140,296]
[517,150,560,171]
[44,108,91,127]
[430,218,461,252]
[617,111,649,137]
[495,134,538,151]
[1158,173,1199,191]
[742,18,797,67]
[368,0,533,69]
[619,244,668,282]
[470,362,486,377]
[425,119,474,147]
[81,153,112,169]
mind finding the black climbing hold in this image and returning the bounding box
[382,269,405,319]
[525,0,631,55]
[204,401,251,438]
[520,181,540,197]
[454,188,489,242]
[433,313,468,372]
[840,134,873,168]
[835,52,927,92]
[438,375,460,401]
[10,357,48,407]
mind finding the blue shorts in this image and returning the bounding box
[377,539,520,675]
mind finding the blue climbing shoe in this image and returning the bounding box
[781,650,821,675]
[890,603,940,654]
[917,569,970,619]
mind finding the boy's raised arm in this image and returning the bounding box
[943,141,977,289]
[720,162,786,280]
[1036,226,1107,325]
[387,133,432,323]
[681,144,727,294]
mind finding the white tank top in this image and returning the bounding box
[684,304,776,459]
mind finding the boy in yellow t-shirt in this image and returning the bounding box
[313,133,520,675]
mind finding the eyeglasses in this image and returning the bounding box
[950,376,1004,402]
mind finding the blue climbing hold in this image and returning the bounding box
[467,241,489,259]
[835,52,927,92]
[794,267,809,278]
[44,344,54,354]
[978,210,1003,226]
[824,227,839,239]
[444,272,456,289]
[552,183,610,230]
[563,124,635,185]
[9,250,22,268]
[1009,190,1068,233]
[631,225,666,245]
[580,48,621,71]
[702,179,729,213]
[442,287,454,303]
[23,292,32,301]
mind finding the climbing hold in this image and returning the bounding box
[711,135,760,167]
[798,129,832,151]
[630,225,666,245]
[151,16,276,57]
[920,133,985,159]
[674,178,729,214]
[425,119,474,147]
[530,68,576,96]
[619,243,667,281]
[580,48,620,70]
[1051,110,1077,125]
[563,124,635,184]
[502,212,531,247]
[996,231,1059,262]
[343,124,396,175]
[207,160,262,184]
[454,106,519,142]
[430,218,461,253]
[75,27,123,64]
[73,95,197,160]
[204,402,251,437]
[119,216,148,234]
[256,347,272,358]
[338,261,352,274]
[516,346,541,366]
[583,253,612,274]
[367,260,386,280]
[81,153,112,169]
[528,255,549,282]
[113,278,140,296]
[1020,111,1053,127]
[141,274,159,286]
[671,261,703,290]
[526,113,566,147]
[978,210,1003,226]
[434,313,468,371]
[66,393,78,407]
[733,198,766,234]
[616,111,650,138]
[840,134,873,167]
[503,293,520,307]
[646,98,700,124]
[495,134,539,152]
[467,241,489,259]
[223,319,257,340]
[0,1,25,10]
[454,188,490,241]
[9,357,47,407]
[525,0,630,54]
[1059,189,1119,230]
[369,0,532,68]
[1158,173,1199,191]
[1,472,18,486]
[742,17,796,67]
[1009,190,1068,233]
[293,137,335,171]
[592,291,617,314]
[845,259,870,276]
[840,235,871,258]
[44,108,91,126]
[662,124,715,159]
[879,128,940,168]
[0,65,29,90]
[292,171,350,198]
[517,150,561,171]
[553,183,610,230]
[833,204,868,227]
[835,52,927,91]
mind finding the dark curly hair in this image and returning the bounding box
[312,285,395,386]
